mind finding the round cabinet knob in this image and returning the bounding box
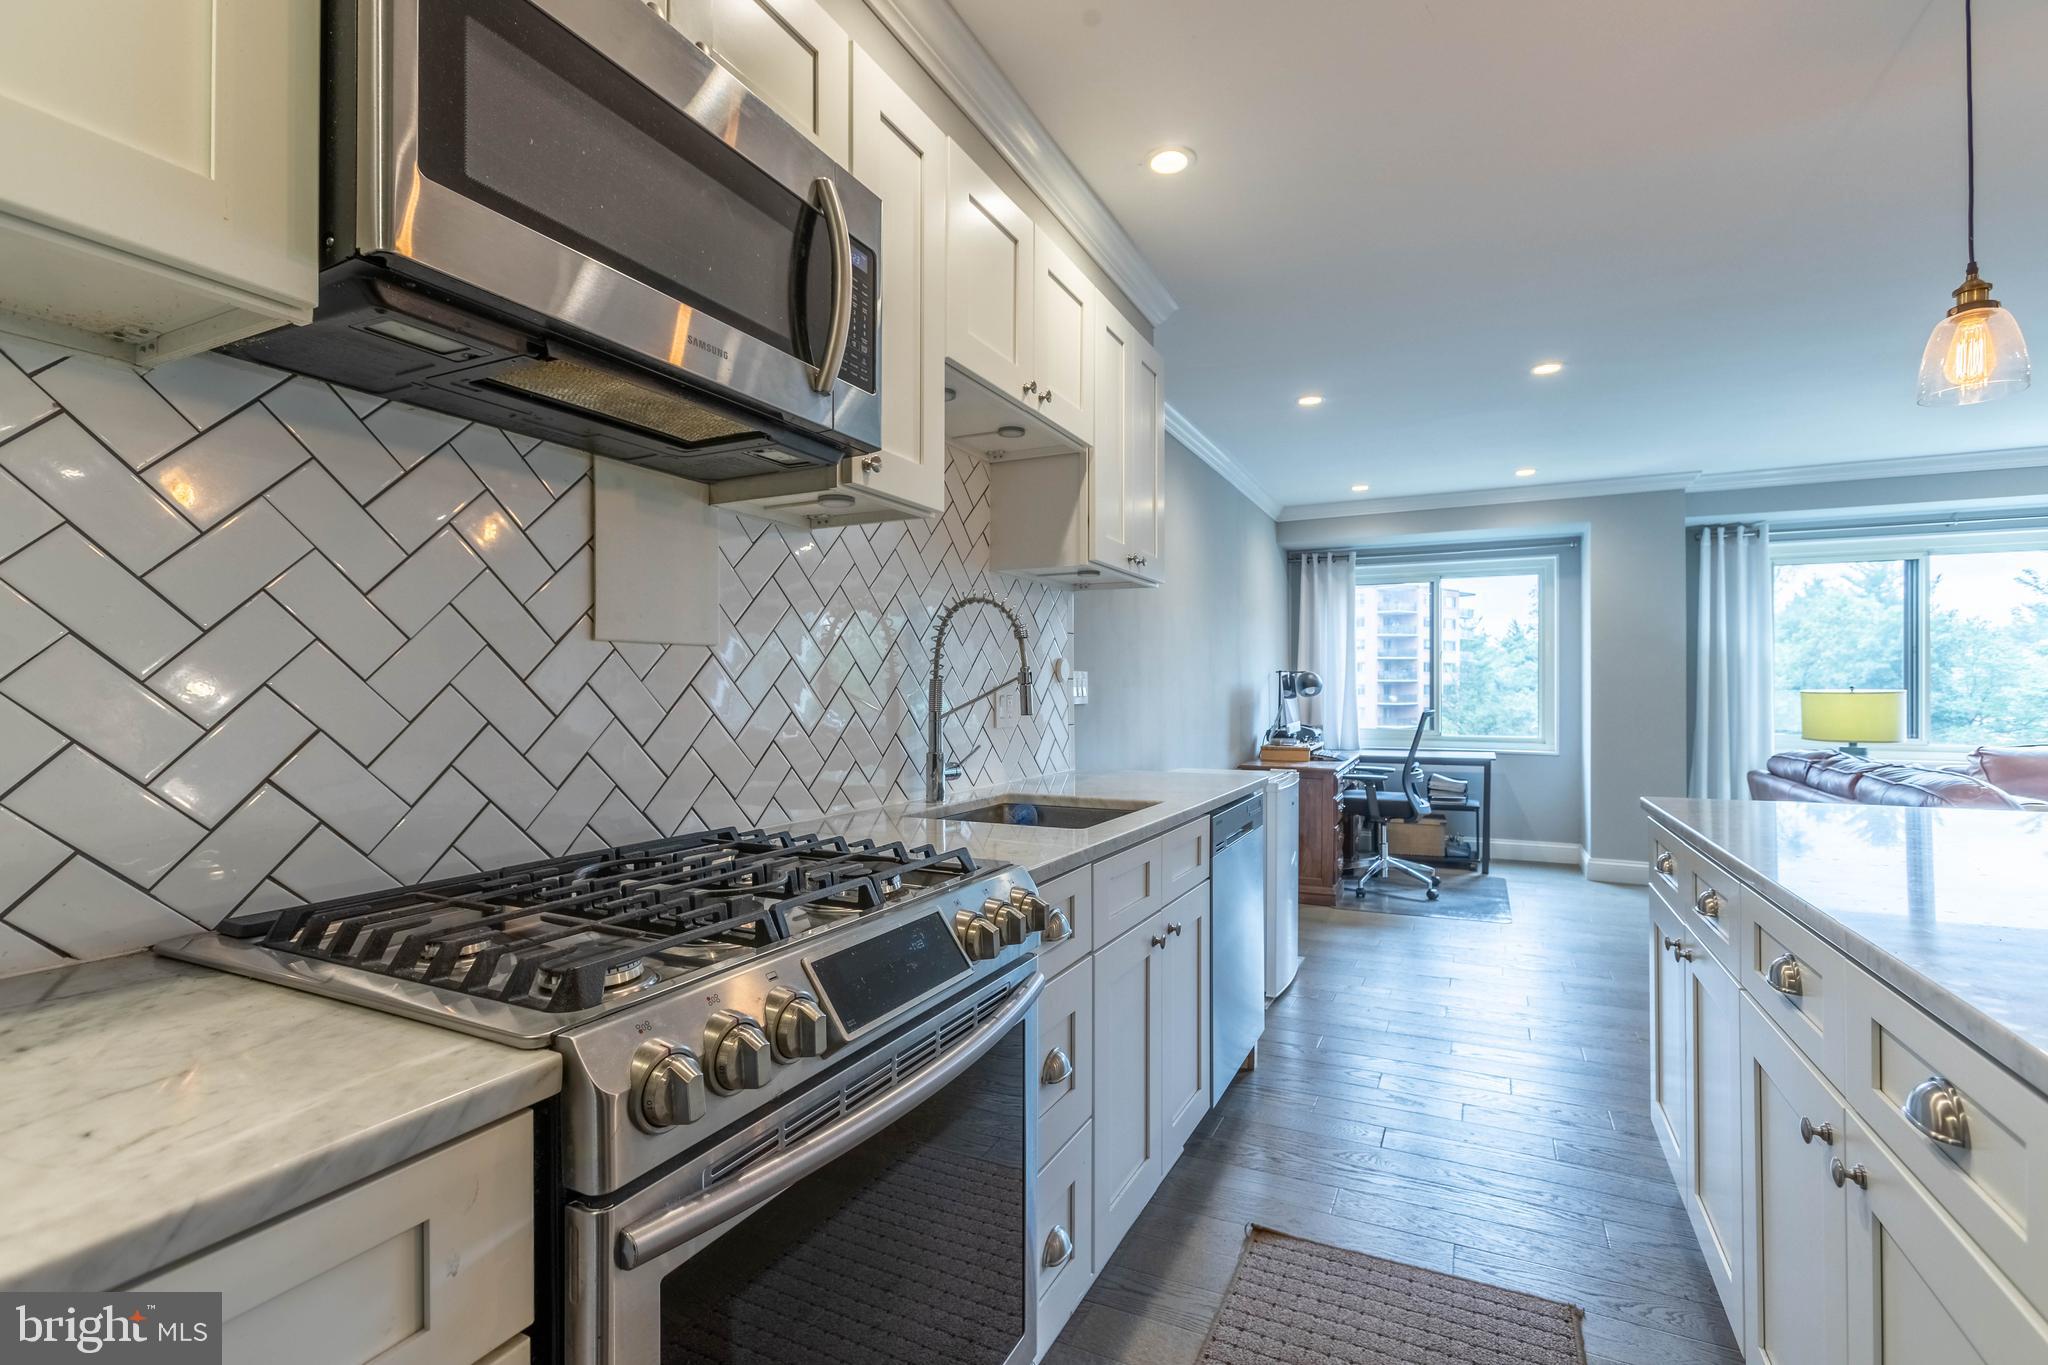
[704,1012,773,1094]
[1831,1159,1869,1190]
[954,909,1002,961]
[1800,1117,1835,1146]
[764,986,830,1061]
[634,1045,707,1130]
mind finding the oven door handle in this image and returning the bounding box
[616,971,1044,1270]
[808,175,853,395]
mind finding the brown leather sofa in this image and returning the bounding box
[1747,748,2048,809]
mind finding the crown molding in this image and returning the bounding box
[862,0,1178,327]
[1687,443,2048,493]
[1163,404,1282,519]
[1278,472,1699,522]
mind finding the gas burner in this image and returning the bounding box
[211,827,985,1015]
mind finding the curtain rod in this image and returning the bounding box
[1769,510,2048,542]
[1286,536,1579,562]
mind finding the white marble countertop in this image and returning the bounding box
[0,953,561,1292]
[1644,797,2048,1095]
[820,768,1276,883]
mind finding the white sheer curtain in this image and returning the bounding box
[1690,523,1774,799]
[1295,552,1359,749]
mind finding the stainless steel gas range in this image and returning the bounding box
[159,826,1068,1365]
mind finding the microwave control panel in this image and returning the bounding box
[842,241,877,393]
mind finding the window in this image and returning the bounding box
[1771,535,2048,747]
[1354,556,1556,750]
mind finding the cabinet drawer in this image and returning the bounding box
[1159,817,1208,904]
[1845,969,2048,1314]
[1034,866,1091,982]
[1038,957,1093,1164]
[136,1115,533,1365]
[1034,1121,1094,1359]
[1741,886,1850,1085]
[1094,836,1163,949]
[1650,825,1738,975]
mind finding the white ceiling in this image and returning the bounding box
[945,0,2048,511]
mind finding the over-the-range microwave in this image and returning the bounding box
[231,0,882,482]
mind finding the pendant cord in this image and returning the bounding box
[1965,0,1977,271]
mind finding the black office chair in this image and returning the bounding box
[1339,709,1442,900]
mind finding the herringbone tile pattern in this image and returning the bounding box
[0,338,1072,975]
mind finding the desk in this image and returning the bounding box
[1242,749,1496,901]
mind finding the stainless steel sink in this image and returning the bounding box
[936,798,1155,829]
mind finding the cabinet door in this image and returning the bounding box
[1739,997,1848,1365]
[1844,1116,2048,1365]
[1125,329,1166,581]
[1158,882,1210,1161]
[1688,951,1745,1338]
[1034,1120,1094,1360]
[1649,895,1690,1184]
[0,0,318,356]
[946,141,1034,400]
[675,0,850,162]
[1089,301,1134,570]
[847,50,945,516]
[1037,957,1093,1163]
[1092,913,1163,1269]
[1031,226,1094,443]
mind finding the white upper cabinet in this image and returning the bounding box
[668,0,850,162]
[1089,306,1134,570]
[1031,226,1094,444]
[1125,328,1166,582]
[946,140,1035,401]
[846,49,946,517]
[0,0,319,364]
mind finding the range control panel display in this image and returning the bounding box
[808,911,969,1033]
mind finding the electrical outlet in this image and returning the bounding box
[992,690,1022,730]
[1071,671,1089,705]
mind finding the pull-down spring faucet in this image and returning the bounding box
[925,594,1033,804]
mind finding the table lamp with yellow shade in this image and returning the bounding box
[1799,688,1907,758]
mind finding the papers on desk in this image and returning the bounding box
[1426,773,1469,801]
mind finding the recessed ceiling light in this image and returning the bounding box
[1350,483,1370,493]
[1530,361,1565,376]
[1515,467,1537,477]
[1297,394,1324,408]
[1147,146,1194,175]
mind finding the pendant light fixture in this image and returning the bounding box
[1916,0,2030,405]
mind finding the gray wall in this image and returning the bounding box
[1076,437,1288,770]
[1278,491,1690,872]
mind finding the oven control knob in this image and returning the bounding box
[984,899,1029,946]
[631,1040,707,1131]
[704,1011,774,1093]
[1011,889,1057,932]
[765,986,829,1061]
[954,909,1002,961]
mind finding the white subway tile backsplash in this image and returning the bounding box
[1,417,195,572]
[34,355,194,469]
[0,342,1070,974]
[145,403,306,529]
[0,637,200,782]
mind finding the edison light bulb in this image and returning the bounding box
[1917,271,2032,406]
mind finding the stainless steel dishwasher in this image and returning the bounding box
[1210,793,1267,1101]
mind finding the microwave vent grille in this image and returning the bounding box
[487,357,758,449]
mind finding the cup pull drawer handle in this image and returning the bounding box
[1041,1047,1074,1087]
[1765,953,1804,997]
[1654,850,1675,876]
[1043,1224,1075,1271]
[1902,1076,1971,1148]
[1693,889,1724,919]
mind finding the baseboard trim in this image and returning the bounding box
[1582,854,1650,885]
[1491,839,1582,866]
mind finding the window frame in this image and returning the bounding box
[1353,553,1559,754]
[1770,527,2048,753]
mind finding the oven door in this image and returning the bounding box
[361,0,880,447]
[566,968,1043,1365]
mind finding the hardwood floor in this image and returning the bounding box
[1045,863,1744,1365]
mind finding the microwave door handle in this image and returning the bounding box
[615,971,1045,1271]
[809,175,854,395]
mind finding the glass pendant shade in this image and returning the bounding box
[1917,293,2031,406]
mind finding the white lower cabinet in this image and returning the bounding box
[1034,1120,1094,1359]
[1089,900,1163,1266]
[1159,882,1211,1161]
[1655,820,2048,1365]
[135,1115,534,1365]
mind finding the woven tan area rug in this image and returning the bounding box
[1195,1226,1588,1365]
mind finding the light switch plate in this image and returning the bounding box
[992,690,1021,730]
[1070,671,1089,705]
